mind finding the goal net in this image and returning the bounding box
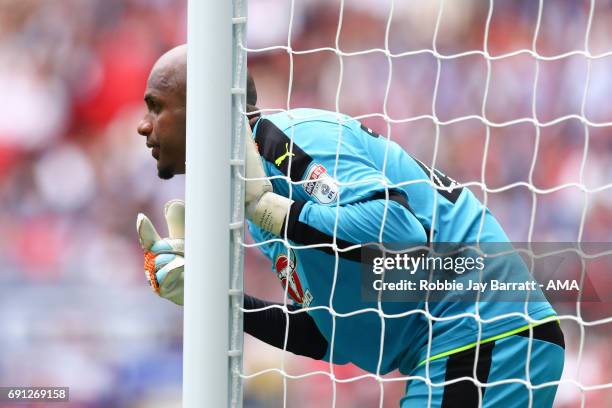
[224,0,612,407]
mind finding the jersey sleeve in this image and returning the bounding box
[282,197,428,259]
[252,111,428,252]
[243,294,328,360]
[252,110,407,207]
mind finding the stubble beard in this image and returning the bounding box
[157,164,174,180]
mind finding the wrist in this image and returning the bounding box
[251,192,293,236]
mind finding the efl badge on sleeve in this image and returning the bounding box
[303,163,338,204]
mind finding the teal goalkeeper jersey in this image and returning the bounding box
[247,108,556,374]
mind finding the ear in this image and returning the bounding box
[247,70,257,106]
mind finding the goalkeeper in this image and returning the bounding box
[136,46,565,408]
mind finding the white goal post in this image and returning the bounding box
[184,0,246,407]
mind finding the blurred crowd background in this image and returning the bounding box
[0,0,610,407]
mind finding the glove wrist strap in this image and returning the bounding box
[252,192,293,236]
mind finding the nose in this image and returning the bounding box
[137,117,153,137]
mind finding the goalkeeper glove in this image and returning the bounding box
[136,199,185,305]
[245,122,293,236]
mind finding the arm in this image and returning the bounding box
[136,204,327,359]
[245,117,427,247]
[283,194,428,252]
[244,294,327,360]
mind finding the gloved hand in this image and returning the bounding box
[136,199,185,305]
[245,123,293,235]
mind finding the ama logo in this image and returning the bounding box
[275,250,313,307]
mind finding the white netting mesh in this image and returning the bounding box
[234,0,612,407]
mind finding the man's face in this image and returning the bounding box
[137,68,186,179]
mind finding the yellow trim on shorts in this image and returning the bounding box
[416,315,559,368]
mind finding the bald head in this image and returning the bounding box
[137,44,258,180]
[138,45,188,180]
[148,44,187,101]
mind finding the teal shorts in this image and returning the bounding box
[400,321,565,408]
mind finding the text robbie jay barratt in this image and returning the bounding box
[372,279,580,292]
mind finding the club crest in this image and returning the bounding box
[275,250,313,307]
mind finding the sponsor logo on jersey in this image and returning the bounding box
[303,163,338,204]
[275,249,313,307]
[412,157,463,203]
[274,143,296,167]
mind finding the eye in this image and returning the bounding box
[145,96,162,114]
[149,100,159,113]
